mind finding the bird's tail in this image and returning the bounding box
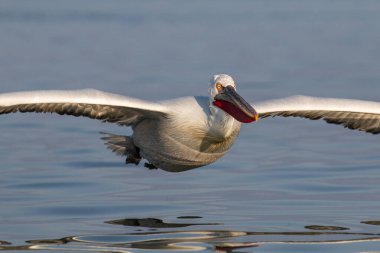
[100,132,136,157]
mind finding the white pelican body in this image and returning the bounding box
[133,96,241,171]
[0,74,379,172]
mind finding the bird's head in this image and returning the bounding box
[210,74,258,123]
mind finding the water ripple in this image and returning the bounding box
[2,218,380,252]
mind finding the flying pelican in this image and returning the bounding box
[0,74,379,172]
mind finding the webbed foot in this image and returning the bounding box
[144,163,158,170]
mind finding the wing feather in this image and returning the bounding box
[0,89,169,126]
[254,95,380,134]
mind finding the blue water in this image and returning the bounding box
[1,1,380,252]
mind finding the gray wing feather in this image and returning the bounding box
[0,89,169,127]
[255,95,380,134]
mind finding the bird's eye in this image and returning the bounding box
[216,83,223,91]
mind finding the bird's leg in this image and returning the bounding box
[144,163,158,170]
[125,154,141,165]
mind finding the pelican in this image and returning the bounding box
[0,74,379,172]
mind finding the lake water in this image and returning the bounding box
[1,1,380,252]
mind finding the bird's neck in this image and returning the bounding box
[208,102,240,140]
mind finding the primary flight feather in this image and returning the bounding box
[0,74,379,172]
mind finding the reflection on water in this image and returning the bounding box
[361,220,380,226]
[304,225,349,231]
[105,217,218,228]
[2,217,380,252]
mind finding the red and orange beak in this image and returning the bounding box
[213,86,259,123]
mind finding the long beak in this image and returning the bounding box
[214,85,259,123]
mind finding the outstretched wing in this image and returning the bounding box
[253,95,380,134]
[0,89,169,126]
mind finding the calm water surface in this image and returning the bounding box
[1,1,380,252]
